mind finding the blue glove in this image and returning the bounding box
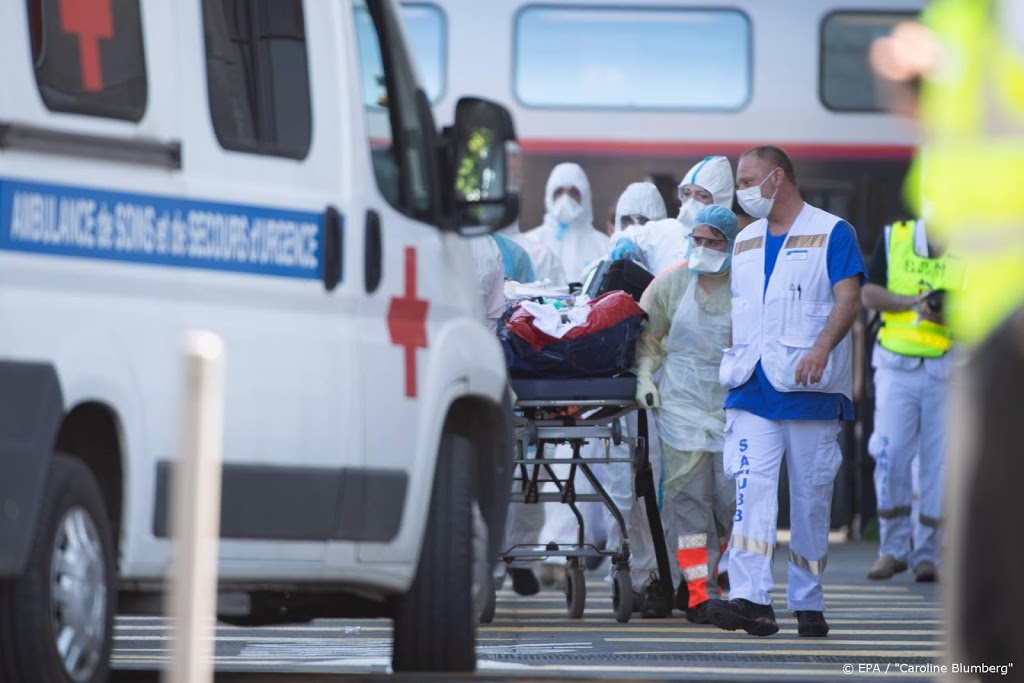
[610,238,637,260]
[555,223,569,241]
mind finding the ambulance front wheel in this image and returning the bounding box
[393,433,476,672]
[612,569,633,623]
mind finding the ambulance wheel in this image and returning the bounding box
[612,569,633,623]
[0,454,115,683]
[565,566,586,619]
[393,433,476,672]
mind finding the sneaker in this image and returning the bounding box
[867,554,909,580]
[685,600,711,624]
[640,572,671,619]
[795,610,830,637]
[914,561,938,583]
[675,580,689,612]
[707,598,779,637]
[509,568,540,596]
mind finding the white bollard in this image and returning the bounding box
[164,331,225,683]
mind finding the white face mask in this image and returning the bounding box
[677,198,704,229]
[687,246,730,275]
[551,194,583,226]
[736,169,780,219]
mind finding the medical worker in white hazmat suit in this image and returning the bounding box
[611,156,735,276]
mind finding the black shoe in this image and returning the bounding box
[685,600,711,624]
[510,568,540,596]
[795,610,830,637]
[675,580,689,612]
[640,572,671,619]
[707,598,779,636]
[718,571,730,592]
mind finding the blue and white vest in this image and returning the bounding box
[719,203,854,400]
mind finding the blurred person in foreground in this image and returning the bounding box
[871,0,1024,674]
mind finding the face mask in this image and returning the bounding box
[736,169,780,219]
[551,194,583,231]
[687,245,731,275]
[677,198,704,229]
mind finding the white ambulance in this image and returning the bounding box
[0,0,518,680]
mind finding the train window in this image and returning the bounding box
[26,0,148,121]
[514,7,751,110]
[202,0,313,159]
[820,11,918,112]
[399,3,446,102]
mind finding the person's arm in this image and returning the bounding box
[796,275,862,386]
[636,274,672,373]
[861,231,917,312]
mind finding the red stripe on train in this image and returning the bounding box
[518,139,915,161]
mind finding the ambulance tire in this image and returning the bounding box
[0,454,115,683]
[392,433,476,672]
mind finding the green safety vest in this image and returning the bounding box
[907,0,1024,345]
[878,221,955,357]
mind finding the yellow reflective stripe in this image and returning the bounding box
[732,534,774,558]
[789,550,828,576]
[784,234,828,249]
[734,236,764,255]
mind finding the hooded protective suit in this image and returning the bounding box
[612,157,734,277]
[634,205,739,616]
[614,182,668,233]
[529,163,609,284]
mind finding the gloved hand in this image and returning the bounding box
[635,359,660,409]
[610,238,637,261]
[555,223,569,241]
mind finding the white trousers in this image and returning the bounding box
[870,363,949,567]
[723,409,842,611]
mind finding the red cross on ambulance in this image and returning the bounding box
[387,247,430,398]
[60,0,114,92]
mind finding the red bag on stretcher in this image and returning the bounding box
[502,291,646,378]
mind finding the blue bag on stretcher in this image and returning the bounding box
[499,290,646,379]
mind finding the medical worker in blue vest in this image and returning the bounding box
[709,146,865,638]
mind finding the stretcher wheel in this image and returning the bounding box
[612,569,633,623]
[479,575,496,624]
[565,567,586,619]
[611,420,623,446]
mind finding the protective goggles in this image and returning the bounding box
[620,214,650,228]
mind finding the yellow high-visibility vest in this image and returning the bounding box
[907,0,1024,345]
[878,221,955,357]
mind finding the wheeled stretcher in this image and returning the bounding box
[484,376,673,623]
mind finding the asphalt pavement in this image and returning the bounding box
[111,540,942,682]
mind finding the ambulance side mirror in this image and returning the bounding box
[450,97,520,236]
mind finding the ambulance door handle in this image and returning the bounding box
[365,210,383,294]
[322,206,343,292]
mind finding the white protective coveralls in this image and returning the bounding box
[530,164,610,573]
[636,211,737,612]
[601,182,672,590]
[528,163,610,284]
[469,235,507,327]
[610,156,735,277]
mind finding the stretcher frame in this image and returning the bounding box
[486,376,674,623]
